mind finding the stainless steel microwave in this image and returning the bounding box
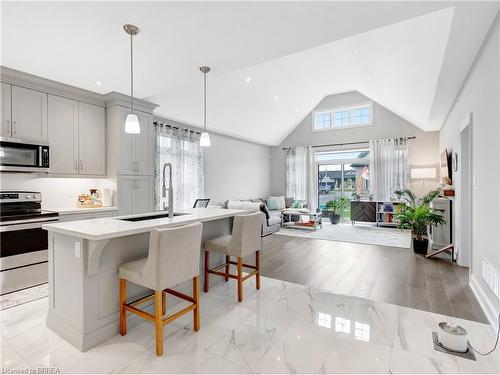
[0,139,50,173]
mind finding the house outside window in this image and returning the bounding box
[313,102,373,131]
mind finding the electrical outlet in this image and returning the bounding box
[75,242,81,258]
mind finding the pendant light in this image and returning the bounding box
[199,66,211,147]
[123,24,141,134]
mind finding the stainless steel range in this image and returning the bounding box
[0,191,59,294]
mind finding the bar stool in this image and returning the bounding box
[118,222,202,356]
[203,212,262,302]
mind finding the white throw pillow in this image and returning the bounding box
[269,196,286,210]
[227,200,262,212]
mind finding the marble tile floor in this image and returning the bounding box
[1,276,498,374]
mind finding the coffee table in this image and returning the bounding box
[281,209,322,231]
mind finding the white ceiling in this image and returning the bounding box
[2,2,499,145]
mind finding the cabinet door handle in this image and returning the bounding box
[12,120,16,135]
[5,120,10,136]
[80,160,83,172]
[75,160,78,172]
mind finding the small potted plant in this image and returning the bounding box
[396,189,446,254]
[325,197,349,224]
[351,192,360,201]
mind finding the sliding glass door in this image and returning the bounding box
[316,148,370,222]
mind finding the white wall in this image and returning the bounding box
[439,14,500,325]
[204,133,272,205]
[0,174,114,209]
[271,91,440,197]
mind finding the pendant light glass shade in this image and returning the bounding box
[124,24,140,134]
[200,131,211,147]
[125,113,141,134]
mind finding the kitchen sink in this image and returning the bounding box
[118,212,190,222]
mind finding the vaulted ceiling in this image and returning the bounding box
[2,2,499,145]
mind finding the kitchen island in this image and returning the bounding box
[42,208,246,351]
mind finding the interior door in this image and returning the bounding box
[78,102,105,175]
[11,85,47,142]
[48,95,78,174]
[1,83,12,138]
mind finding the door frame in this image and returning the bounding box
[459,113,473,268]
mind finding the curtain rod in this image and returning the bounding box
[282,136,416,151]
[153,121,201,135]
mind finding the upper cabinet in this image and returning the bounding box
[48,95,105,176]
[11,85,48,143]
[108,104,154,176]
[1,83,12,138]
[1,84,48,143]
[78,102,105,175]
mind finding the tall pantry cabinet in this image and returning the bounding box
[105,93,158,216]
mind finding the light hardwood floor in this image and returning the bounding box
[250,234,487,323]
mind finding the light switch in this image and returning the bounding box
[75,242,81,258]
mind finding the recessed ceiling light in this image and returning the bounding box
[245,77,251,83]
[367,77,372,81]
[295,108,299,112]
[274,95,279,101]
[354,49,360,53]
[96,80,102,86]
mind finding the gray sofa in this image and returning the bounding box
[224,198,282,236]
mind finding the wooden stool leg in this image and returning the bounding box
[256,250,260,290]
[155,291,164,356]
[237,257,243,302]
[162,292,166,316]
[119,278,127,336]
[225,255,230,282]
[193,276,200,331]
[204,249,209,293]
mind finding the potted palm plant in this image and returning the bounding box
[396,189,446,254]
[325,197,349,224]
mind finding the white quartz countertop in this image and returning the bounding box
[45,206,118,214]
[42,208,247,241]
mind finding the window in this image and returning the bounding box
[315,112,332,129]
[313,102,372,131]
[352,107,370,124]
[334,111,350,126]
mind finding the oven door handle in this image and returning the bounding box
[0,219,59,232]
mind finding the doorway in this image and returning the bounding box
[315,148,370,222]
[459,114,473,267]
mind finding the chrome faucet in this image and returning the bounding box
[162,162,173,218]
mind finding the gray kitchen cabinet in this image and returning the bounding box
[1,82,12,138]
[11,85,48,143]
[48,95,105,175]
[117,175,153,215]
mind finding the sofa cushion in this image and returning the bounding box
[227,200,262,212]
[269,196,286,210]
[266,198,279,210]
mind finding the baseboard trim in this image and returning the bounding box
[470,273,499,329]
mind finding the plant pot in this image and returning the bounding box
[330,214,340,224]
[413,238,429,254]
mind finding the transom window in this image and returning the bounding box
[313,102,373,131]
[314,112,332,129]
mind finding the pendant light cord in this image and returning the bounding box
[203,71,207,132]
[130,33,134,114]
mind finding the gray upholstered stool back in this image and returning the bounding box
[228,212,262,257]
[142,222,202,291]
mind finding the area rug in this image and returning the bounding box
[0,283,48,311]
[275,223,411,248]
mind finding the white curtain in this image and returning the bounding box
[155,124,204,211]
[369,138,410,201]
[286,146,308,201]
